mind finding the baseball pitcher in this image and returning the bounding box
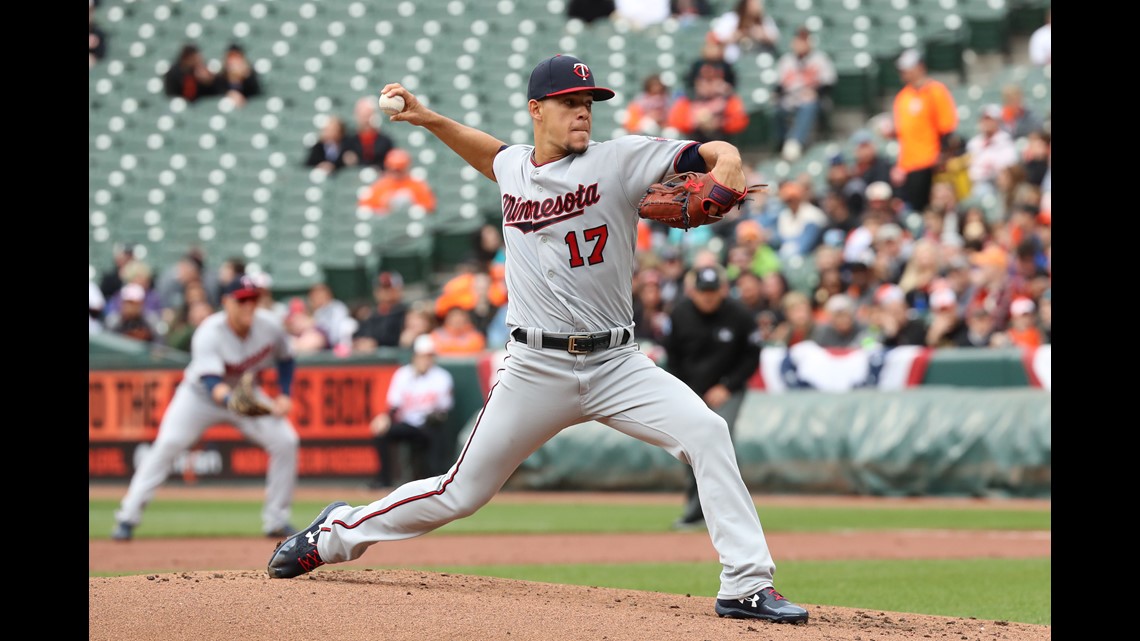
[268,54,807,624]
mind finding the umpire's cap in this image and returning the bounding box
[528,54,615,102]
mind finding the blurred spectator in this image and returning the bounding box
[398,301,439,350]
[924,287,967,347]
[994,296,1043,349]
[632,269,671,344]
[849,129,893,206]
[434,261,509,325]
[955,304,998,348]
[344,96,397,170]
[725,219,780,280]
[89,3,107,68]
[109,283,159,344]
[430,307,487,355]
[994,164,1030,224]
[369,334,454,489]
[888,49,958,213]
[1028,9,1051,66]
[656,246,688,309]
[99,242,135,301]
[773,181,827,259]
[844,181,898,264]
[819,189,859,251]
[932,132,972,201]
[624,73,677,135]
[353,271,408,352]
[869,284,926,347]
[252,273,288,324]
[840,250,880,311]
[1038,288,1051,344]
[214,256,245,307]
[484,303,511,348]
[472,223,506,271]
[104,259,164,331]
[285,301,331,355]
[710,0,780,64]
[964,245,1015,330]
[810,294,866,348]
[358,149,437,215]
[965,104,1019,200]
[959,205,992,252]
[666,62,749,143]
[155,251,215,325]
[685,34,737,93]
[898,238,942,300]
[998,84,1043,140]
[613,0,671,30]
[824,158,863,222]
[872,222,909,285]
[1022,130,1051,188]
[163,43,218,102]
[773,27,836,162]
[769,290,815,347]
[566,0,615,24]
[923,182,963,247]
[308,283,355,355]
[90,281,106,335]
[671,0,714,21]
[304,116,351,174]
[212,43,261,108]
[165,300,215,353]
[930,255,972,316]
[730,270,769,317]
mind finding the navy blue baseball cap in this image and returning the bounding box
[222,275,261,301]
[527,54,615,102]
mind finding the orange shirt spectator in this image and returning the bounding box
[358,149,437,215]
[434,265,509,319]
[1002,297,1043,349]
[892,63,957,173]
[430,307,487,355]
[666,75,749,143]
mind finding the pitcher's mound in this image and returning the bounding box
[89,569,1050,641]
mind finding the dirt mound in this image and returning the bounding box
[89,569,1050,641]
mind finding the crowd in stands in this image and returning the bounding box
[91,3,1050,363]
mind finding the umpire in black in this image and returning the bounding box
[664,264,762,529]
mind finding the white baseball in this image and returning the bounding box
[378,93,405,116]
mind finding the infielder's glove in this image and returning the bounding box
[227,371,273,417]
[637,172,765,231]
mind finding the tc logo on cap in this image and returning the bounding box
[572,63,590,79]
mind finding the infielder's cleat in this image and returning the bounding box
[265,524,298,539]
[671,516,706,531]
[715,587,809,623]
[111,522,134,542]
[267,501,348,579]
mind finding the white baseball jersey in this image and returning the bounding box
[184,308,294,394]
[494,136,696,333]
[311,133,781,602]
[388,364,454,428]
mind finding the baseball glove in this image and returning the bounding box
[637,172,765,231]
[228,371,273,417]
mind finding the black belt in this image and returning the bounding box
[512,328,631,355]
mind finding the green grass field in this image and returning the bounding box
[89,497,1051,625]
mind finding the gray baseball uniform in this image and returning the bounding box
[115,307,299,535]
[313,136,777,600]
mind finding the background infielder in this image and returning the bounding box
[113,275,300,540]
[268,54,808,624]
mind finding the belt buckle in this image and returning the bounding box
[566,335,592,355]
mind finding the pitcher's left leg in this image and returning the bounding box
[588,348,773,599]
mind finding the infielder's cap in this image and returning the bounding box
[222,275,261,301]
[527,54,616,102]
[694,266,724,291]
